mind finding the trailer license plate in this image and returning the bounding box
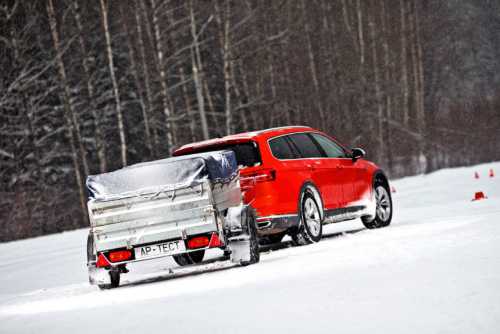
[135,240,186,259]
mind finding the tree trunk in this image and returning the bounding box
[214,0,233,135]
[188,0,209,140]
[399,0,410,127]
[355,0,367,142]
[301,0,325,128]
[119,2,153,158]
[410,0,427,173]
[179,66,196,141]
[46,0,87,221]
[150,0,174,154]
[72,1,107,173]
[223,0,232,135]
[368,8,385,165]
[99,0,127,167]
[47,0,89,177]
[380,0,393,172]
[135,4,159,158]
[203,76,218,130]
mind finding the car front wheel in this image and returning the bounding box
[362,181,392,229]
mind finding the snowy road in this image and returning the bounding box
[1,162,500,333]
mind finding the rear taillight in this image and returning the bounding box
[96,253,111,268]
[208,232,222,248]
[108,250,132,263]
[187,236,210,249]
[240,168,276,188]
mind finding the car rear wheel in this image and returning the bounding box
[291,191,323,246]
[362,181,392,229]
[172,250,205,266]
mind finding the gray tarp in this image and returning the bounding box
[86,150,238,201]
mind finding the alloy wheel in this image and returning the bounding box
[375,186,391,222]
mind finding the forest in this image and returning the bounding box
[1,0,500,241]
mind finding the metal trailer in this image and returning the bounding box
[86,151,259,289]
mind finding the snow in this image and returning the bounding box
[1,162,500,333]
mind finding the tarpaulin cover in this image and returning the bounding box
[86,150,238,201]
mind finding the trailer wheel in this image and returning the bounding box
[98,270,120,290]
[172,250,205,266]
[240,207,260,266]
[87,233,96,264]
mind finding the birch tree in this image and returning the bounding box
[46,0,87,221]
[71,1,107,173]
[188,0,210,140]
[99,0,127,166]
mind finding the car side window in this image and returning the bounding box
[288,133,324,158]
[310,133,347,158]
[269,136,296,159]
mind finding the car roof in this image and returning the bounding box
[173,126,315,156]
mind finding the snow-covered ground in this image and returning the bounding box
[1,162,499,333]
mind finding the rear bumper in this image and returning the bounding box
[91,232,222,267]
[256,214,299,236]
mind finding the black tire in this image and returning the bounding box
[362,179,393,229]
[258,232,285,245]
[98,270,120,290]
[87,233,96,264]
[291,190,323,246]
[172,250,205,266]
[240,207,260,266]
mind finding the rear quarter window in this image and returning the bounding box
[269,136,296,159]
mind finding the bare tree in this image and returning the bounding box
[119,2,153,158]
[99,0,127,166]
[46,0,87,222]
[150,0,174,153]
[72,1,107,173]
[188,0,210,140]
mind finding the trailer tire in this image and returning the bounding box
[98,270,120,290]
[240,207,260,266]
[87,233,96,264]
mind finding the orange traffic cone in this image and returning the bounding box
[474,171,480,179]
[472,191,487,201]
[489,169,495,178]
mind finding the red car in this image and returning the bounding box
[174,126,392,245]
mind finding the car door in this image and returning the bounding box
[308,133,355,208]
[266,135,307,216]
[287,133,343,210]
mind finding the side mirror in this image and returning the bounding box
[351,148,366,162]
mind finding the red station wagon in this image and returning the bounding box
[174,126,393,245]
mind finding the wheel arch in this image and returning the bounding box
[373,169,390,191]
[297,181,325,221]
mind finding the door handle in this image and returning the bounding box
[306,164,315,171]
[336,165,343,169]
